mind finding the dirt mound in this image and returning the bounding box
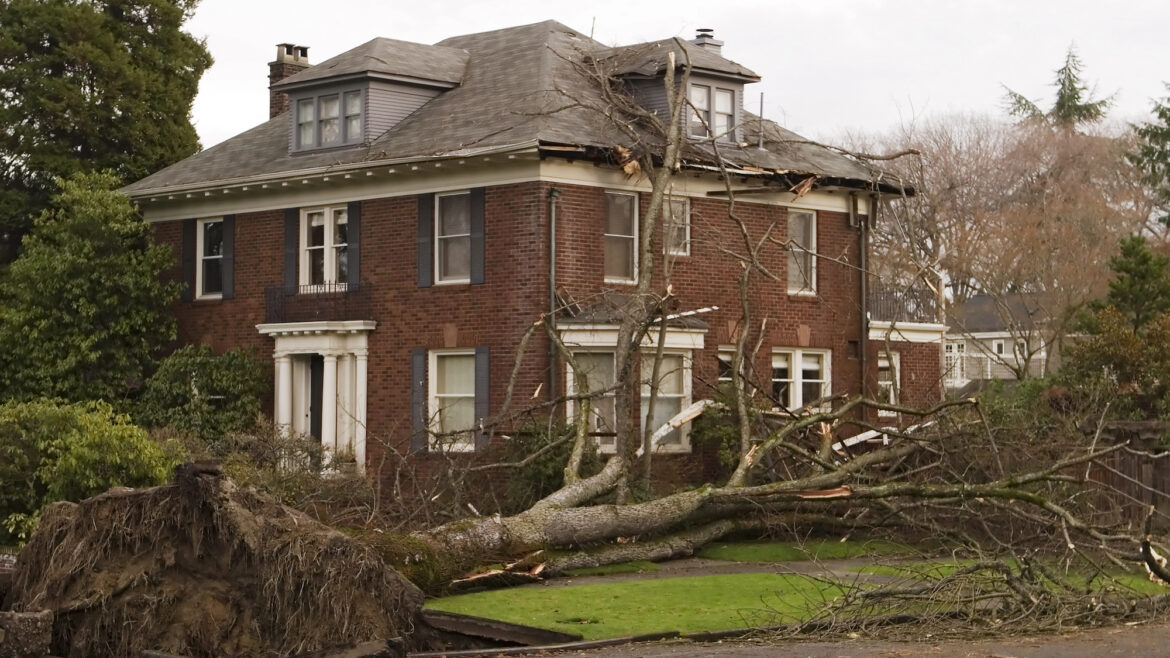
[5,463,424,657]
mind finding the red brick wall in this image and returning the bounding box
[154,177,913,495]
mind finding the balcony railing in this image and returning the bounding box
[264,283,371,324]
[868,286,939,324]
[944,352,1048,388]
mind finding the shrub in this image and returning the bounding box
[136,345,268,443]
[0,399,183,542]
[499,422,600,514]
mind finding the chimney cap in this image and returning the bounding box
[273,43,310,65]
[692,28,724,52]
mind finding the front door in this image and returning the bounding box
[309,353,324,442]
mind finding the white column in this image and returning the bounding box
[322,352,339,453]
[276,352,293,430]
[354,349,368,470]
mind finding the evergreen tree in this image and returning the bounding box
[1103,234,1170,331]
[0,0,212,260]
[1130,86,1170,226]
[1003,46,1113,129]
[0,172,179,403]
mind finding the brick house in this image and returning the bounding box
[123,21,939,484]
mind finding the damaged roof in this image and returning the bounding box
[595,38,759,80]
[124,20,899,196]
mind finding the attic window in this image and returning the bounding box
[688,84,735,142]
[295,89,363,150]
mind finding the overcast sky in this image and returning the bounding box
[184,0,1170,149]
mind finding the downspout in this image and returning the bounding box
[548,187,562,404]
[855,192,869,399]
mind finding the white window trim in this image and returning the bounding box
[787,209,818,296]
[299,206,348,289]
[195,217,223,300]
[877,352,900,417]
[771,348,831,411]
[435,191,472,285]
[716,347,735,386]
[566,349,619,454]
[992,339,1005,355]
[944,341,967,386]
[688,84,735,142]
[565,349,695,455]
[641,350,693,454]
[294,89,364,150]
[428,348,477,453]
[604,190,638,284]
[664,196,690,257]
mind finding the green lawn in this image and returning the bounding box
[856,559,1169,596]
[426,572,843,640]
[697,539,913,563]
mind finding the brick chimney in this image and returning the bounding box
[691,28,723,56]
[269,43,310,119]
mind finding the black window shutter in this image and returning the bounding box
[221,215,235,300]
[180,219,196,301]
[410,348,429,453]
[474,346,491,450]
[347,201,361,291]
[283,208,299,294]
[470,187,485,285]
[417,193,434,288]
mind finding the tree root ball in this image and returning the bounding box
[5,466,425,657]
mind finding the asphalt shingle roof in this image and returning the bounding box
[124,20,891,196]
[272,37,469,88]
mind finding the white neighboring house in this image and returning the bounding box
[944,294,1049,393]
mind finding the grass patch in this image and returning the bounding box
[855,559,1168,596]
[564,560,661,576]
[698,539,913,563]
[426,572,843,640]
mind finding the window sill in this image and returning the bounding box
[434,279,472,288]
[604,277,638,286]
[787,290,819,301]
[193,294,223,303]
[666,250,690,258]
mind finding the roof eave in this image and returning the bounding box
[122,140,541,200]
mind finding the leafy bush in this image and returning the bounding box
[0,172,178,403]
[0,399,183,542]
[136,345,268,443]
[1061,307,1170,418]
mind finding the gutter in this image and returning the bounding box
[122,140,543,200]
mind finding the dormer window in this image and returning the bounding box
[294,89,363,150]
[688,84,735,142]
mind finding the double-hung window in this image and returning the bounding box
[787,209,817,294]
[641,352,691,451]
[664,196,690,256]
[436,192,471,284]
[772,349,830,410]
[689,84,711,137]
[196,218,223,298]
[689,85,735,140]
[429,350,476,451]
[301,207,348,288]
[295,90,363,150]
[877,352,900,416]
[605,191,637,282]
[569,351,618,452]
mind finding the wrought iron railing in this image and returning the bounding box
[868,286,939,324]
[264,282,370,323]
